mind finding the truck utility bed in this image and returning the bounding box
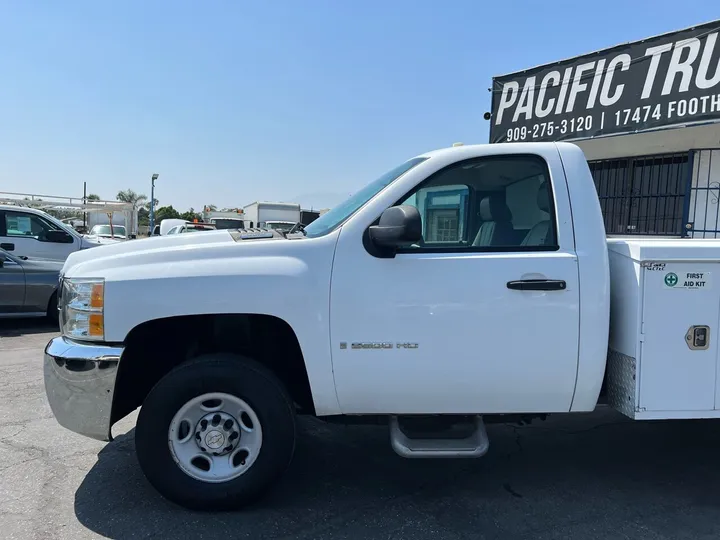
[607,237,720,420]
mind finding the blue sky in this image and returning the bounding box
[0,1,717,211]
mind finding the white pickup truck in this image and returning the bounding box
[44,142,720,511]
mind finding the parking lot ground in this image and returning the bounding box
[2,321,720,539]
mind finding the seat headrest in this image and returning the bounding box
[479,194,512,222]
[537,182,550,213]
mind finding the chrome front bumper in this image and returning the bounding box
[44,336,123,442]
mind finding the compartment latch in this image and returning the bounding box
[685,326,710,350]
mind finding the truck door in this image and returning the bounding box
[329,150,581,414]
[0,252,26,314]
[1,210,78,261]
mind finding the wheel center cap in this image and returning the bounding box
[205,430,225,450]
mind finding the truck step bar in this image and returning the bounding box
[388,415,490,458]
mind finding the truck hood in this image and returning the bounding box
[80,236,106,248]
[84,235,125,244]
[62,227,287,276]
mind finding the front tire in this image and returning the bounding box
[135,353,296,510]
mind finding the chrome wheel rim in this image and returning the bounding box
[168,392,262,483]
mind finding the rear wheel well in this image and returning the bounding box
[110,314,315,427]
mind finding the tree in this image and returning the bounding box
[116,189,148,209]
[204,204,217,211]
[117,189,150,233]
[138,207,150,226]
[86,193,101,201]
[155,205,181,222]
[180,208,201,222]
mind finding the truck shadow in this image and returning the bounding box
[0,318,58,338]
[74,409,720,540]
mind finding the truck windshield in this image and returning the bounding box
[212,219,244,230]
[91,225,126,236]
[303,157,428,238]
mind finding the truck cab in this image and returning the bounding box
[0,205,103,261]
[44,142,609,510]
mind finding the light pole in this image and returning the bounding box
[150,173,159,234]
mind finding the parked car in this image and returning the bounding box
[159,219,188,236]
[0,205,103,261]
[0,248,62,320]
[167,223,216,234]
[84,224,127,243]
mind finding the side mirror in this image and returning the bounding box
[368,205,422,247]
[45,230,74,244]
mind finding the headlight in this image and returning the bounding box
[61,278,105,341]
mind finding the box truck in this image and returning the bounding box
[242,201,300,231]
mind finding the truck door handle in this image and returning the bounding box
[0,243,14,251]
[506,279,567,291]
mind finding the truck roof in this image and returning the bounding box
[0,204,51,214]
[417,142,575,161]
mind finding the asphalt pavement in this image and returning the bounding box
[2,319,720,540]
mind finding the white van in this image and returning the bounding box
[0,205,103,261]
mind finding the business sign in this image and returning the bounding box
[490,20,720,143]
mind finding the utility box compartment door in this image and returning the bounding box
[639,263,718,412]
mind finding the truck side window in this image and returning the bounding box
[398,155,558,251]
[4,211,60,241]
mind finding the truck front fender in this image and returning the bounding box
[102,252,341,416]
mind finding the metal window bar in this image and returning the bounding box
[588,152,690,236]
[685,148,720,238]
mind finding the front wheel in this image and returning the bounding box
[135,354,296,510]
